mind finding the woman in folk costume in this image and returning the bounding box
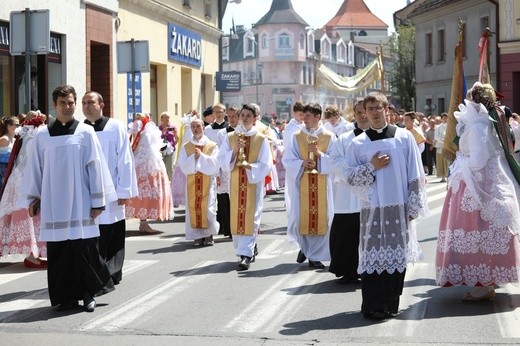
[436,82,520,301]
[218,104,273,271]
[0,113,46,268]
[126,113,173,233]
[178,117,220,246]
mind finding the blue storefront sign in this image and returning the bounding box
[216,71,241,92]
[168,23,201,67]
[127,72,142,124]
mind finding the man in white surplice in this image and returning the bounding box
[22,85,117,313]
[218,104,272,271]
[344,92,428,320]
[82,91,138,289]
[179,117,220,245]
[282,102,336,269]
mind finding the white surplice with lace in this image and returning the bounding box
[345,127,428,275]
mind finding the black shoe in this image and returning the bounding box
[308,261,325,269]
[83,295,96,312]
[204,235,214,246]
[55,301,79,311]
[237,256,251,271]
[296,250,306,263]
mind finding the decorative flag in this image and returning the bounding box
[478,27,491,84]
[442,20,467,162]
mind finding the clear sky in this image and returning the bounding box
[223,0,411,35]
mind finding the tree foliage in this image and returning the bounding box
[388,25,416,111]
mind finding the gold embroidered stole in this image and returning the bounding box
[295,130,331,236]
[229,132,265,235]
[409,127,426,145]
[185,141,216,229]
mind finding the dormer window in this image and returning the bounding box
[307,31,315,54]
[244,33,256,58]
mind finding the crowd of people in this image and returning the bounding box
[0,82,519,320]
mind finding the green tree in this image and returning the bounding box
[388,25,416,111]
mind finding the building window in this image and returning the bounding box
[307,32,315,54]
[299,33,304,50]
[437,97,445,114]
[222,37,229,61]
[322,40,329,58]
[437,29,445,62]
[204,0,211,19]
[183,0,191,10]
[425,32,432,65]
[245,34,255,57]
[278,33,290,48]
[262,33,268,49]
[348,41,354,66]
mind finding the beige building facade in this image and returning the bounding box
[116,0,223,124]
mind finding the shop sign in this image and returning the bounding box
[168,23,201,67]
[216,71,241,92]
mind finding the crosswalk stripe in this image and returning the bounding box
[0,271,39,287]
[495,285,520,338]
[225,268,323,333]
[78,260,218,332]
[0,289,48,322]
[121,260,157,276]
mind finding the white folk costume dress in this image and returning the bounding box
[436,101,520,287]
[218,126,272,258]
[126,120,173,221]
[281,118,303,234]
[21,120,117,306]
[328,125,364,279]
[86,116,138,286]
[283,125,336,261]
[0,123,45,258]
[179,135,220,240]
[345,125,428,315]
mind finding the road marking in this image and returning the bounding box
[78,260,218,332]
[0,289,48,322]
[126,235,184,242]
[225,269,324,333]
[122,260,157,276]
[495,285,520,338]
[0,271,39,287]
[256,239,288,259]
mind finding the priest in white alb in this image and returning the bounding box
[82,91,138,289]
[282,102,336,269]
[218,104,272,271]
[344,92,428,320]
[21,85,117,313]
[179,117,220,246]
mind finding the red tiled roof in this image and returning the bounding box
[323,0,388,29]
